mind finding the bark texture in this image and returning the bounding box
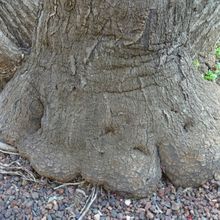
[0,0,39,90]
[0,0,220,197]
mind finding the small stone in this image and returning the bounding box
[94,213,100,220]
[166,209,172,215]
[101,200,108,207]
[92,208,98,214]
[46,203,53,210]
[158,188,165,197]
[52,200,58,211]
[190,209,195,215]
[171,202,181,211]
[55,211,64,218]
[25,207,32,215]
[4,209,12,218]
[59,204,66,211]
[170,195,175,200]
[32,192,39,200]
[145,201,151,210]
[47,214,53,220]
[139,211,145,220]
[115,200,120,208]
[111,210,117,218]
[125,199,131,206]
[107,206,112,210]
[26,200,34,208]
[14,176,20,182]
[117,213,123,219]
[214,172,220,181]
[57,188,65,194]
[41,216,47,220]
[0,174,3,181]
[146,211,154,219]
[22,179,28,186]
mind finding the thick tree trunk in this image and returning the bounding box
[0,0,39,90]
[0,0,220,197]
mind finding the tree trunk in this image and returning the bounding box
[0,0,39,90]
[0,0,220,197]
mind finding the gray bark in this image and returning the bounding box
[0,0,39,89]
[0,0,220,197]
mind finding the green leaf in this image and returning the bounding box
[215,47,220,59]
[204,70,218,81]
[192,59,200,68]
[215,62,220,70]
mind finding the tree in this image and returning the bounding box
[0,0,219,197]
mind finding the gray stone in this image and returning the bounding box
[111,210,118,218]
[31,192,39,199]
[26,200,34,208]
[171,201,181,211]
[92,208,98,214]
[117,213,123,219]
[139,211,146,220]
[4,209,12,218]
[146,211,154,219]
[47,214,53,220]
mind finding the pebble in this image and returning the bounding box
[92,208,98,214]
[4,209,12,218]
[32,192,39,200]
[52,200,58,211]
[46,203,53,210]
[94,213,100,220]
[25,200,34,208]
[145,201,151,210]
[146,210,154,219]
[214,172,220,181]
[139,211,145,220]
[117,213,123,219]
[47,214,53,220]
[55,211,64,218]
[125,199,131,206]
[166,209,172,215]
[1,153,220,220]
[171,201,181,211]
[111,210,117,218]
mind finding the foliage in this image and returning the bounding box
[215,46,220,59]
[202,45,220,82]
[203,70,218,81]
[192,59,200,69]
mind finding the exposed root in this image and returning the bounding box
[0,141,19,155]
[54,181,85,190]
[68,186,98,220]
[0,160,38,182]
[78,186,98,220]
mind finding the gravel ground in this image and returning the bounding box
[0,152,220,220]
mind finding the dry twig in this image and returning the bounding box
[0,141,19,155]
[0,160,38,182]
[54,181,85,190]
[78,186,98,220]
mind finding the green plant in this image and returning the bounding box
[203,70,218,81]
[215,47,220,59]
[192,59,200,69]
[203,45,220,82]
